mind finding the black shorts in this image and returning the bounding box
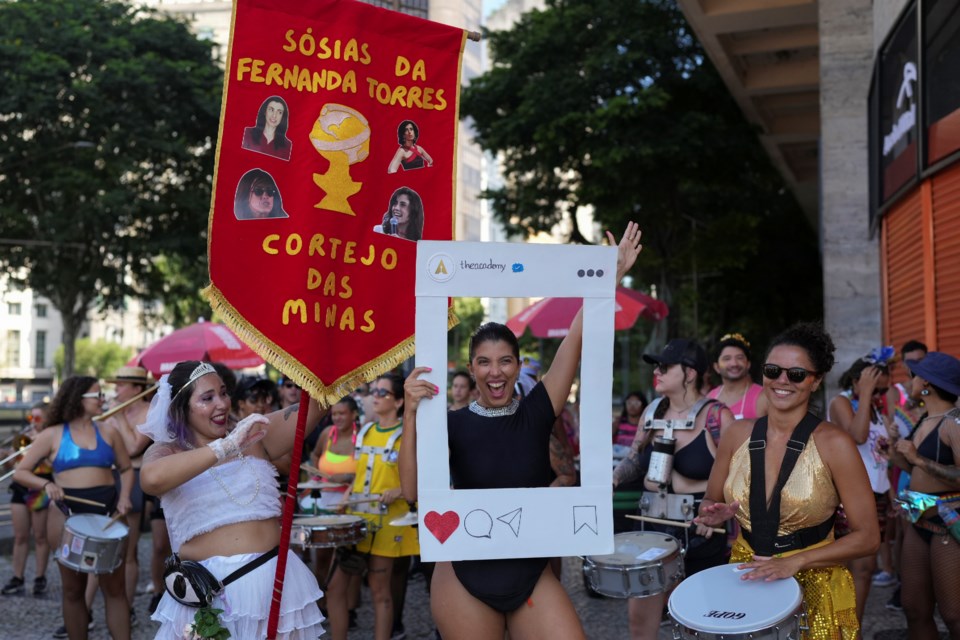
[147,493,165,521]
[62,485,117,516]
[9,475,53,509]
[9,481,28,505]
[127,468,145,513]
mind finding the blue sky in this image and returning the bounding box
[484,0,507,19]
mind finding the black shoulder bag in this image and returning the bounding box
[163,546,278,607]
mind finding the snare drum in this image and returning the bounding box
[582,531,684,598]
[58,514,129,574]
[290,515,367,548]
[668,564,806,640]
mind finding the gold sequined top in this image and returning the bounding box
[724,436,839,537]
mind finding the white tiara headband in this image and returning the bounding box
[137,363,218,443]
[173,362,217,399]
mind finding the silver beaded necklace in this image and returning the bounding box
[208,453,260,507]
[469,398,520,417]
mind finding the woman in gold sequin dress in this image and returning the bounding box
[695,323,880,640]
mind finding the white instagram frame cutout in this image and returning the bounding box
[415,241,616,561]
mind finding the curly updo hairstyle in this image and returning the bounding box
[765,322,836,376]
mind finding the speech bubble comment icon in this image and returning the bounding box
[464,509,493,538]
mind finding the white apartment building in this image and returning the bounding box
[0,275,172,403]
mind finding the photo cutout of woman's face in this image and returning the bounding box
[234,169,288,220]
[241,95,293,161]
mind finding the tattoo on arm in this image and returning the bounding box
[283,403,299,421]
[917,457,960,483]
[613,451,644,487]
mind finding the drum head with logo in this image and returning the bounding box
[668,564,803,633]
[585,531,679,567]
[66,514,128,541]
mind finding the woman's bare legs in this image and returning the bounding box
[9,503,30,580]
[368,554,395,640]
[98,566,131,639]
[326,565,352,640]
[506,566,585,640]
[430,562,506,640]
[32,508,50,579]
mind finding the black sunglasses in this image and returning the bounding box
[282,382,298,389]
[371,388,394,398]
[251,186,277,197]
[762,363,817,384]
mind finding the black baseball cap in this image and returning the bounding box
[643,339,708,375]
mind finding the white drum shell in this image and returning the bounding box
[582,532,684,598]
[668,564,806,640]
[57,514,129,575]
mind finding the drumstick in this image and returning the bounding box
[300,463,334,481]
[102,512,125,531]
[63,495,107,508]
[337,497,383,506]
[626,514,725,534]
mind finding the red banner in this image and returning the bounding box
[204,0,463,405]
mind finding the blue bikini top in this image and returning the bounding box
[52,423,115,473]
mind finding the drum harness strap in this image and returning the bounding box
[640,397,716,549]
[744,413,835,557]
[352,421,403,516]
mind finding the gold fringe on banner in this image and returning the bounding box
[202,283,458,408]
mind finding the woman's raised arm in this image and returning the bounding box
[542,223,642,415]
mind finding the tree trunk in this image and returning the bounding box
[58,308,82,381]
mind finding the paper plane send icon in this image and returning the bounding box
[497,508,522,537]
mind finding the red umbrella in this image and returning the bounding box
[505,287,668,338]
[128,321,264,377]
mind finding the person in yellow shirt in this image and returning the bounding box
[326,373,417,640]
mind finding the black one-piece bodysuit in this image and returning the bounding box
[448,381,556,612]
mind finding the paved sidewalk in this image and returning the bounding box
[0,504,947,640]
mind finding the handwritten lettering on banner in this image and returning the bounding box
[203,0,464,405]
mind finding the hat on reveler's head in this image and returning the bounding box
[106,366,150,386]
[643,339,708,375]
[906,352,960,397]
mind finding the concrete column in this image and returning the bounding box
[819,0,881,391]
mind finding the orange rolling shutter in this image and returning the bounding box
[931,163,960,355]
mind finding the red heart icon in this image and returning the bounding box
[424,510,460,544]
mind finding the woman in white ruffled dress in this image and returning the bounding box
[140,360,326,639]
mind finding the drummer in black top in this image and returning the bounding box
[399,223,642,640]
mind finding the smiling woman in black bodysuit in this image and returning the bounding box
[399,223,643,640]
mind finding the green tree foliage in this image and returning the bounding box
[448,297,485,366]
[54,339,132,382]
[462,0,821,345]
[0,0,222,376]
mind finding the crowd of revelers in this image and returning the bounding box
[3,224,958,640]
